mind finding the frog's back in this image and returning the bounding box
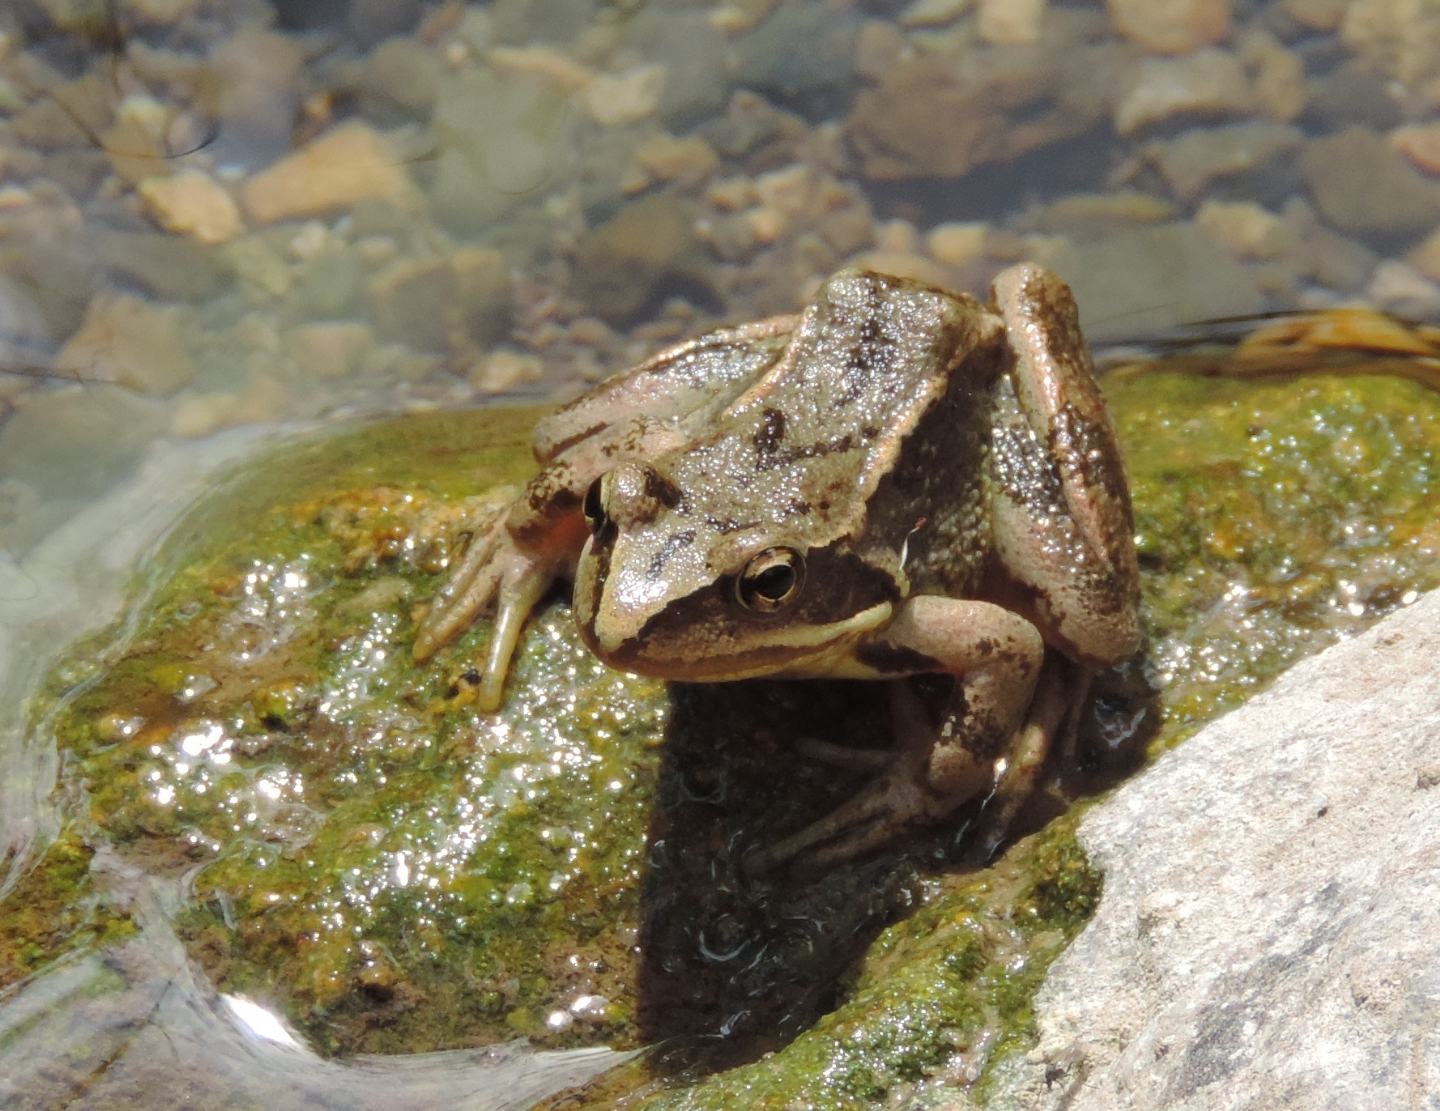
[678,270,1006,545]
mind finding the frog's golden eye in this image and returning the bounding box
[583,476,609,537]
[736,548,805,612]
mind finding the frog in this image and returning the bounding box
[414,264,1140,871]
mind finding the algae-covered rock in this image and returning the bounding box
[8,360,1440,1106]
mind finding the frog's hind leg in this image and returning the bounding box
[746,597,1045,874]
[962,656,1087,865]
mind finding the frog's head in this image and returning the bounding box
[572,460,900,681]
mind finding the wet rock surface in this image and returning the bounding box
[991,588,1440,1110]
[6,363,1439,1106]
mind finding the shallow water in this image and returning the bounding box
[3,1,1439,1107]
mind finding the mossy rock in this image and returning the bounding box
[9,369,1439,1105]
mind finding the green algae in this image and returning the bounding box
[0,829,136,992]
[7,365,1439,1106]
[1117,371,1440,747]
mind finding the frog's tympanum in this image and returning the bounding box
[416,266,1140,870]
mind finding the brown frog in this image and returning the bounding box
[415,265,1140,870]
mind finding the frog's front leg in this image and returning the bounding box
[746,596,1045,873]
[414,415,687,711]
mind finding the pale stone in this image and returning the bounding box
[285,322,373,380]
[754,163,819,218]
[1144,122,1303,203]
[979,0,1046,45]
[992,591,1440,1110]
[101,95,176,185]
[138,170,243,245]
[709,0,778,34]
[875,218,920,255]
[744,206,788,246]
[488,46,592,90]
[1368,259,1440,316]
[899,0,971,28]
[241,122,420,224]
[1341,0,1440,99]
[633,135,719,190]
[1282,0,1346,30]
[585,65,667,126]
[124,0,201,24]
[851,250,952,288]
[170,392,240,439]
[1030,192,1178,236]
[469,349,544,394]
[209,28,304,149]
[855,19,909,82]
[1193,199,1291,259]
[704,177,757,212]
[925,222,989,266]
[1240,31,1306,122]
[1115,49,1253,135]
[848,51,1109,180]
[1404,226,1440,283]
[55,291,196,395]
[1301,127,1440,237]
[223,237,292,297]
[1107,0,1230,55]
[1391,122,1440,175]
[366,258,455,352]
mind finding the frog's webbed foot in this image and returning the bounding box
[414,512,556,713]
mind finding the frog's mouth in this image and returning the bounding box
[590,598,896,683]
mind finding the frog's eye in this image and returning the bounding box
[583,476,609,537]
[736,548,805,613]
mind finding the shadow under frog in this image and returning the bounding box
[620,659,1155,1072]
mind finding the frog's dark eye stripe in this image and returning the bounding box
[736,547,805,612]
[583,476,608,537]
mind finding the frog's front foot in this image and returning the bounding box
[414,512,555,713]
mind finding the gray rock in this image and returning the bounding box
[1301,127,1440,239]
[626,9,730,131]
[571,193,712,324]
[0,384,165,503]
[348,0,423,48]
[994,590,1440,1110]
[1303,59,1403,132]
[489,0,594,44]
[95,230,233,303]
[728,0,860,118]
[429,65,575,236]
[1042,223,1264,340]
[1144,122,1303,204]
[847,40,1116,181]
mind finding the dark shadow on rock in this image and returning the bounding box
[628,651,1159,1081]
[631,678,919,1076]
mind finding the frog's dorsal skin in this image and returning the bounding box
[416,264,1141,870]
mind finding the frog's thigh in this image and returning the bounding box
[875,595,1045,798]
[989,408,1140,666]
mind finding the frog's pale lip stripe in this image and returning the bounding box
[746,601,894,652]
[602,601,896,682]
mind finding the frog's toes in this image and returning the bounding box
[413,515,509,660]
[794,738,892,772]
[744,771,948,875]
